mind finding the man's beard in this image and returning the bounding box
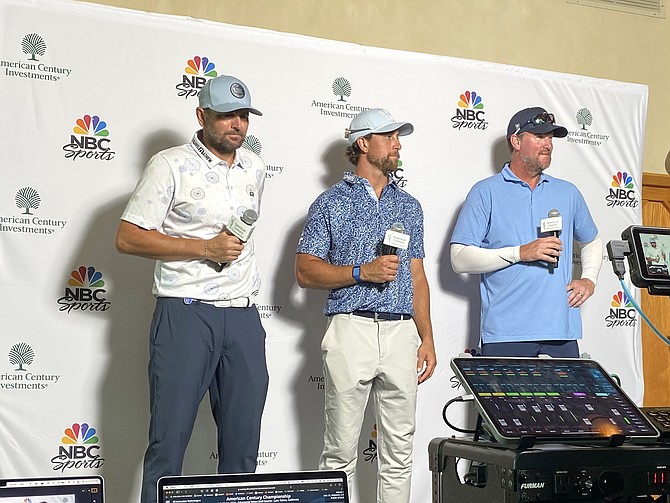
[203,130,245,157]
[369,154,398,176]
[520,152,551,175]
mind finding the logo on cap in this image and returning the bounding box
[230,82,245,100]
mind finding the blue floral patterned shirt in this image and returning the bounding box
[297,172,425,316]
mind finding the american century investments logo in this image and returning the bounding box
[604,291,637,328]
[1,343,61,390]
[256,303,283,319]
[208,449,278,467]
[605,171,639,208]
[0,33,72,81]
[9,342,33,371]
[311,76,369,119]
[333,77,351,102]
[451,91,488,131]
[176,56,218,99]
[57,266,111,314]
[566,107,610,147]
[63,115,115,162]
[51,423,105,472]
[307,373,324,390]
[242,135,285,180]
[0,187,67,235]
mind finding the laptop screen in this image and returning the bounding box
[0,475,104,503]
[451,357,659,444]
[158,470,348,503]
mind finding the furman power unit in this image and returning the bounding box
[429,437,669,503]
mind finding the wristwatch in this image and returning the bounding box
[352,264,361,283]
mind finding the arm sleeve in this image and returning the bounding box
[579,236,603,285]
[450,243,521,274]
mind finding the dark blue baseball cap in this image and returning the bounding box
[507,107,567,140]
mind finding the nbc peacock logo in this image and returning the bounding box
[605,171,638,208]
[363,423,378,463]
[51,422,105,472]
[57,266,111,314]
[62,115,115,162]
[451,91,488,131]
[176,56,218,99]
[604,291,637,328]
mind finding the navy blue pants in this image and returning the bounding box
[481,340,579,358]
[140,298,269,503]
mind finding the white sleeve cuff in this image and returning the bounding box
[579,236,603,285]
[451,243,520,274]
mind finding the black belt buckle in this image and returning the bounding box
[353,310,409,321]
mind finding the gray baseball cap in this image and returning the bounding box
[199,75,262,116]
[345,108,413,145]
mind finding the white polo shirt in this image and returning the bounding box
[121,131,266,302]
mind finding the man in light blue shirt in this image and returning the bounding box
[450,107,603,358]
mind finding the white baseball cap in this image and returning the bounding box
[345,108,413,145]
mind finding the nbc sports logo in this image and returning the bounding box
[57,266,111,314]
[63,114,115,162]
[451,91,488,131]
[51,423,105,471]
[605,171,638,208]
[604,291,637,328]
[363,423,378,463]
[176,55,218,99]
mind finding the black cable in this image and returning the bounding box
[441,395,477,434]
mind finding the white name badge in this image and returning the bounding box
[540,216,562,234]
[383,229,410,250]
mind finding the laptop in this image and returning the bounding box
[450,356,660,445]
[158,470,348,503]
[0,475,104,502]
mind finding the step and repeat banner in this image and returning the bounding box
[0,0,647,502]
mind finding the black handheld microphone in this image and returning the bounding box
[541,208,562,267]
[380,222,409,287]
[214,209,259,272]
[381,222,406,255]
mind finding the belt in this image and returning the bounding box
[183,297,253,308]
[351,310,412,321]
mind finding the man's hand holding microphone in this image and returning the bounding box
[207,209,258,272]
[360,223,409,286]
[520,209,563,266]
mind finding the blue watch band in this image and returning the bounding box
[352,265,361,283]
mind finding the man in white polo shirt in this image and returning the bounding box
[115,74,268,503]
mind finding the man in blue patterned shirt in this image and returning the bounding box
[295,108,437,503]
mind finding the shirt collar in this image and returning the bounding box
[343,171,398,201]
[343,171,398,189]
[191,131,242,170]
[501,162,550,187]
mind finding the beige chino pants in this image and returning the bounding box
[318,313,420,503]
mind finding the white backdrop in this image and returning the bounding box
[0,1,647,502]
